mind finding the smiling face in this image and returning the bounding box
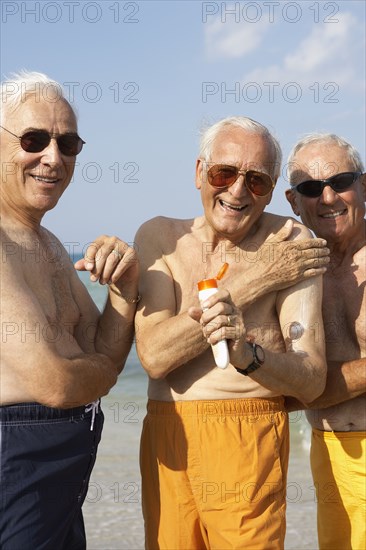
[195,127,276,242]
[0,95,77,225]
[286,142,366,245]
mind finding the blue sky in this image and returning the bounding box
[1,0,365,252]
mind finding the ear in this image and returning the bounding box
[360,173,366,202]
[264,190,274,206]
[195,158,203,190]
[265,176,278,205]
[285,188,301,216]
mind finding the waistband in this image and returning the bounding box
[313,427,366,440]
[0,402,98,425]
[147,397,285,417]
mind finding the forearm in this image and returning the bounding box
[33,353,118,409]
[95,283,138,371]
[230,274,271,310]
[239,347,326,402]
[137,313,209,378]
[306,358,366,409]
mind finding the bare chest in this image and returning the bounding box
[168,242,281,345]
[323,267,366,360]
[23,256,80,328]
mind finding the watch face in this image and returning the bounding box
[255,343,265,363]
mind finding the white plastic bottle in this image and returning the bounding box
[198,278,230,369]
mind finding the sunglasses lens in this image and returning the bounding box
[21,131,50,153]
[57,135,84,156]
[331,172,356,192]
[20,131,84,156]
[296,180,322,197]
[246,171,273,196]
[296,172,358,197]
[207,165,238,187]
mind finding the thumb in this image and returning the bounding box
[268,218,294,242]
[188,306,202,323]
[74,258,94,271]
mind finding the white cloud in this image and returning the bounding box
[204,15,271,59]
[242,12,364,89]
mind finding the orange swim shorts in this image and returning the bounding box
[311,428,366,550]
[140,397,289,549]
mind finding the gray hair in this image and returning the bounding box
[287,133,364,184]
[199,116,282,179]
[0,70,76,122]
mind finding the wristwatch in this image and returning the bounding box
[235,341,265,376]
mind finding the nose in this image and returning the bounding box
[320,183,339,204]
[40,138,63,165]
[228,172,248,197]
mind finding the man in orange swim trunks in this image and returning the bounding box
[286,133,365,550]
[135,116,329,549]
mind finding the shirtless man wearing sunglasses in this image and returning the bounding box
[135,116,329,549]
[0,71,139,549]
[285,134,366,550]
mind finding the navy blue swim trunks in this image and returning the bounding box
[0,401,104,550]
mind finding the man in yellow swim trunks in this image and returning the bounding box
[134,116,329,549]
[286,133,366,550]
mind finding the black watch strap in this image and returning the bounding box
[235,341,265,376]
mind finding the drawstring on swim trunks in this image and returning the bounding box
[85,399,100,431]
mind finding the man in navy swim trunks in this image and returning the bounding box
[0,71,139,549]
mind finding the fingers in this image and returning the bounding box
[278,241,330,276]
[267,218,294,242]
[83,236,138,285]
[291,238,328,251]
[201,307,244,344]
[188,306,202,323]
[74,258,87,271]
[200,288,231,310]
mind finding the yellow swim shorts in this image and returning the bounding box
[311,428,366,550]
[140,397,289,550]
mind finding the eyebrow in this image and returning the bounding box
[21,127,79,136]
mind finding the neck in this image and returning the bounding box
[328,221,366,265]
[1,195,44,233]
[201,218,261,251]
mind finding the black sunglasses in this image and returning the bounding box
[0,125,85,156]
[294,172,362,198]
[206,164,275,196]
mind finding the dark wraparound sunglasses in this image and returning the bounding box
[206,164,275,196]
[0,125,85,156]
[294,172,362,198]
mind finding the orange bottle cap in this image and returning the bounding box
[197,278,218,291]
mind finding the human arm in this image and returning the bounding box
[133,219,210,378]
[190,221,327,401]
[223,218,330,309]
[0,253,118,408]
[74,235,139,371]
[285,358,366,411]
[135,217,329,379]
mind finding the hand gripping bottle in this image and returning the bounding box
[197,263,230,369]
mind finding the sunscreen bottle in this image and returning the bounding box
[197,275,230,369]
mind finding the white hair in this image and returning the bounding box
[287,133,364,184]
[199,116,282,179]
[0,70,76,122]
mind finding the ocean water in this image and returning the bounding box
[76,269,318,550]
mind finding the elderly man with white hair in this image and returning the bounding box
[285,132,365,550]
[0,71,139,549]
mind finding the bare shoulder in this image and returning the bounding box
[261,212,313,241]
[136,215,194,237]
[135,216,196,256]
